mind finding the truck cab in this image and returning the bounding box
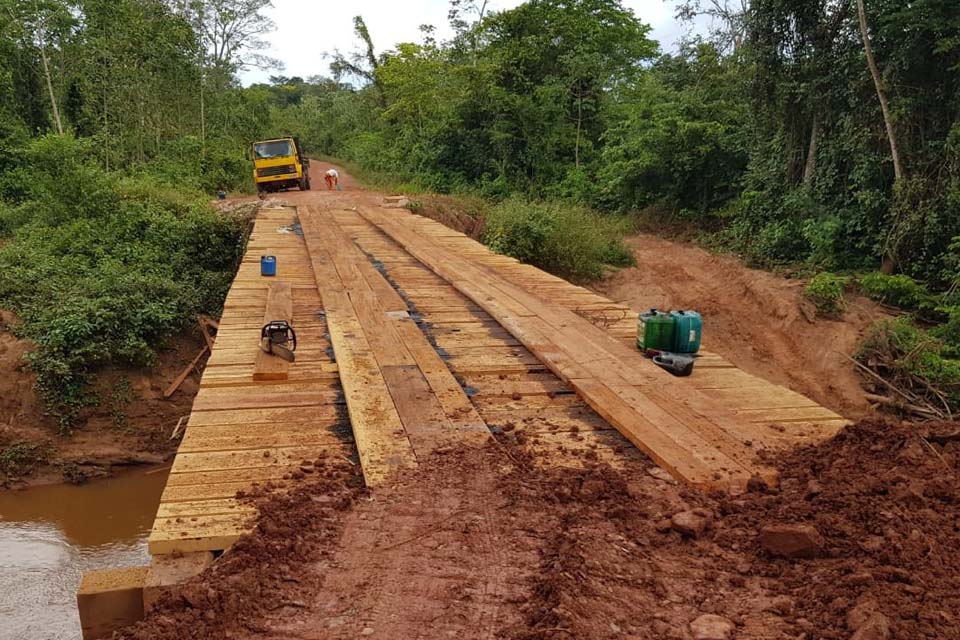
[251,137,311,194]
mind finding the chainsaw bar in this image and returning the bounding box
[260,338,296,362]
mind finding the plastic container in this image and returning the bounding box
[637,309,676,351]
[261,255,277,277]
[670,310,702,354]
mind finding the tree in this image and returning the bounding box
[856,0,902,182]
[2,0,74,135]
[169,0,279,73]
[330,16,386,107]
[676,0,750,53]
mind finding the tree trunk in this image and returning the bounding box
[199,68,206,149]
[856,0,903,181]
[575,94,582,170]
[35,19,63,135]
[803,113,820,186]
[856,0,904,274]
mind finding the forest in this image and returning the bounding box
[2,0,960,416]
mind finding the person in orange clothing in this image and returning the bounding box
[324,168,340,190]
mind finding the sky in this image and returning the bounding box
[240,0,693,85]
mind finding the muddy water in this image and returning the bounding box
[0,468,168,640]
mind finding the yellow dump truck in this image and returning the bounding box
[251,136,311,194]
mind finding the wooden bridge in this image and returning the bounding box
[76,201,847,638]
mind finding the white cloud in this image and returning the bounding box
[241,0,690,85]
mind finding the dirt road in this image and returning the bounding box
[125,421,960,640]
[117,164,960,640]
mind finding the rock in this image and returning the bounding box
[689,614,735,640]
[647,466,676,483]
[844,571,874,586]
[805,479,824,498]
[860,536,885,553]
[654,519,673,533]
[851,613,891,640]
[846,599,879,630]
[759,523,823,559]
[671,509,713,538]
[580,477,606,499]
[761,596,794,615]
[361,628,376,636]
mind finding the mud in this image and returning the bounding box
[115,418,960,640]
[597,235,890,417]
[119,453,364,640]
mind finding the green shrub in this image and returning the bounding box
[482,197,635,281]
[859,272,932,309]
[804,272,850,316]
[0,442,48,477]
[0,136,248,429]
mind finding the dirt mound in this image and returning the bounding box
[119,455,364,640]
[0,312,208,487]
[597,235,889,417]
[721,418,960,639]
[116,419,960,640]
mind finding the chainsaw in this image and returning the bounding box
[260,320,297,362]
[643,349,695,377]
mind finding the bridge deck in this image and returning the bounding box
[146,203,847,556]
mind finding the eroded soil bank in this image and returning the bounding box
[596,235,890,418]
[120,418,959,640]
[0,311,207,488]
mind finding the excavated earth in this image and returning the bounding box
[596,236,890,419]
[119,418,960,640]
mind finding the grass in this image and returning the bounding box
[0,441,48,477]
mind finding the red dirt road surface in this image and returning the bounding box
[122,420,960,640]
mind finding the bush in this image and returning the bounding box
[858,318,960,413]
[482,197,635,281]
[859,272,932,310]
[804,272,850,316]
[0,136,248,429]
[0,441,48,477]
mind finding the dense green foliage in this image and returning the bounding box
[803,272,850,316]
[0,137,246,427]
[858,317,960,412]
[0,0,276,421]
[269,0,960,288]
[8,0,958,287]
[859,273,933,311]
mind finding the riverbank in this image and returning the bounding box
[0,320,206,489]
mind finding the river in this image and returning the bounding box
[0,468,168,640]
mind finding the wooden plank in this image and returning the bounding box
[300,211,418,486]
[302,206,489,462]
[359,206,772,492]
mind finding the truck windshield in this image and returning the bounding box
[254,140,294,159]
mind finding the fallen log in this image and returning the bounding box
[163,345,209,398]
